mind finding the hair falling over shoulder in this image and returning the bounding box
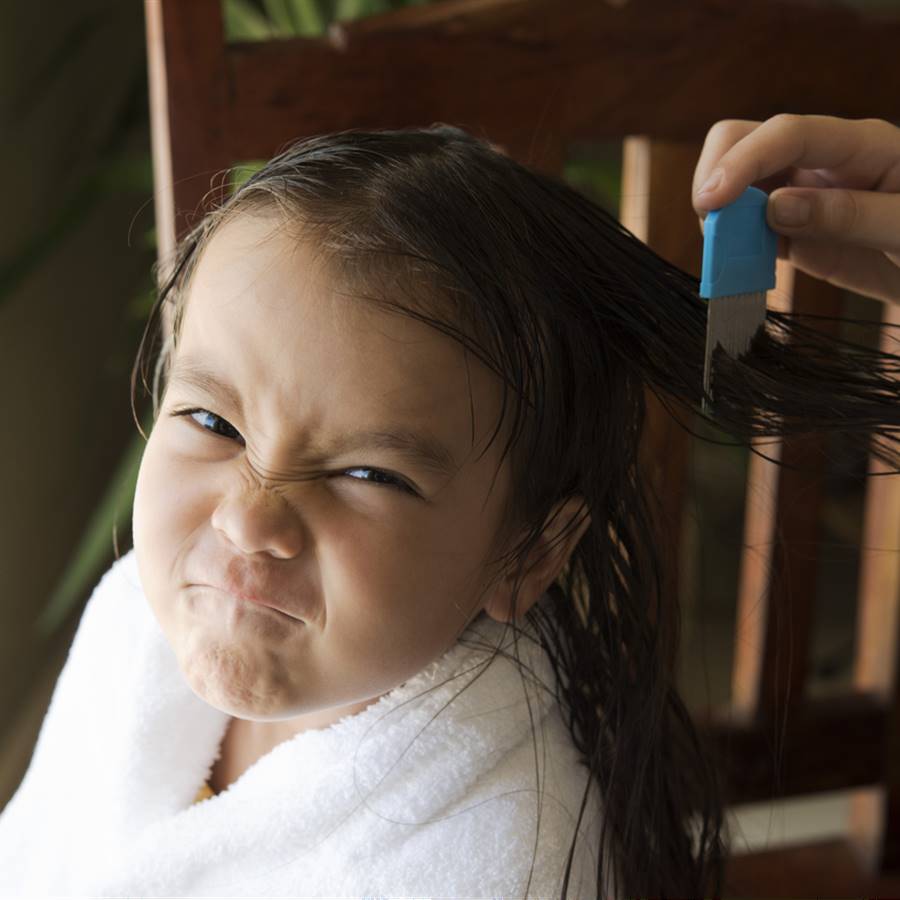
[132,124,900,899]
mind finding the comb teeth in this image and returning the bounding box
[702,290,767,413]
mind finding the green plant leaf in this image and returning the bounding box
[334,0,391,20]
[33,421,151,641]
[229,160,268,189]
[563,156,621,215]
[224,0,278,40]
[285,0,332,35]
[261,0,301,34]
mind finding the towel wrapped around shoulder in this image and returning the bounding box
[0,549,611,898]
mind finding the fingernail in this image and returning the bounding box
[698,169,724,197]
[773,193,810,227]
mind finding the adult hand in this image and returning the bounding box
[692,114,900,306]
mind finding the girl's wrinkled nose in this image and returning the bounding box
[211,488,305,560]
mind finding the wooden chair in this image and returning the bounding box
[145,0,900,893]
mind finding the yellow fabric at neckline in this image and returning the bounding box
[192,781,215,804]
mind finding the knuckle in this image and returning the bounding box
[768,112,799,131]
[866,117,899,142]
[706,119,742,141]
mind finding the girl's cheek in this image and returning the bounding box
[135,431,210,536]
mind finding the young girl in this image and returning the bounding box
[1,116,898,899]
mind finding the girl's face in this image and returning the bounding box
[132,212,519,734]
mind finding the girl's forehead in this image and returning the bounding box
[186,239,444,374]
[195,214,333,302]
[177,214,509,464]
[187,213,475,379]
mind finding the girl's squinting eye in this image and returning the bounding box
[176,407,242,442]
[168,407,419,497]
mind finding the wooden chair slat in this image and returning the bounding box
[732,278,844,718]
[731,258,794,714]
[849,298,900,874]
[622,138,704,638]
[147,0,230,270]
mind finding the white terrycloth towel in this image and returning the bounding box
[0,548,608,898]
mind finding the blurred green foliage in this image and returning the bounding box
[224,0,433,40]
[564,153,622,216]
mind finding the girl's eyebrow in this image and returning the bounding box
[169,358,245,417]
[167,357,460,477]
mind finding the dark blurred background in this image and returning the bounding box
[0,0,154,796]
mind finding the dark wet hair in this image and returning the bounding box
[131,124,900,898]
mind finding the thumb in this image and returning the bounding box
[768,187,900,253]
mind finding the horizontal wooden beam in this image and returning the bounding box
[698,691,888,805]
[222,0,900,162]
[724,836,900,897]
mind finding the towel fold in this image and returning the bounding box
[0,548,607,898]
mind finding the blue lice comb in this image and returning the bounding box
[699,185,778,413]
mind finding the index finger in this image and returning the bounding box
[692,118,758,207]
[693,114,897,211]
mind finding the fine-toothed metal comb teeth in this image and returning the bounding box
[699,185,778,414]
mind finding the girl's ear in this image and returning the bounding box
[483,495,592,624]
